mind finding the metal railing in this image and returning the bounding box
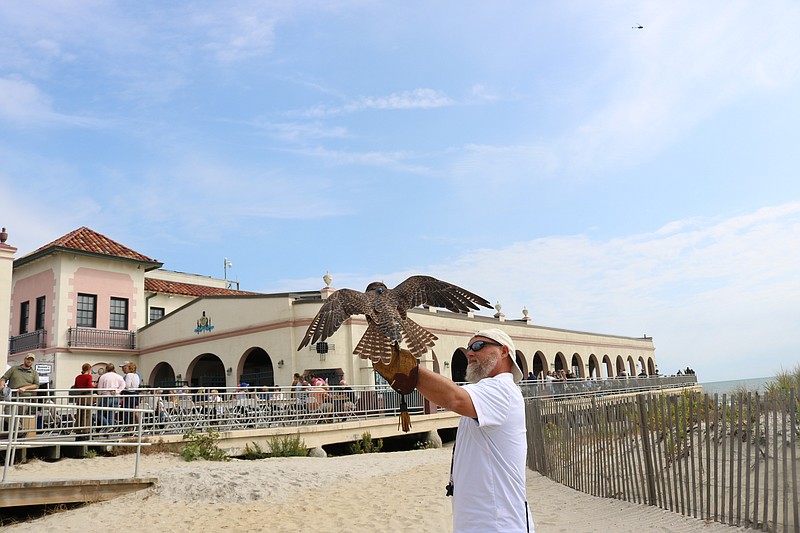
[519,374,698,400]
[0,385,425,443]
[8,329,47,354]
[0,377,696,445]
[66,327,135,349]
[1,399,150,482]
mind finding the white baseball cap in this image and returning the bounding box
[471,329,524,383]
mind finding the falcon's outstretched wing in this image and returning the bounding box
[392,275,492,314]
[297,289,370,350]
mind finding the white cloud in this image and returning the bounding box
[0,77,100,126]
[301,88,455,117]
[286,146,435,175]
[199,12,278,63]
[0,77,52,122]
[248,120,350,142]
[319,202,800,382]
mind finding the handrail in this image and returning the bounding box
[1,399,150,483]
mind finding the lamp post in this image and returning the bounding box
[223,257,234,289]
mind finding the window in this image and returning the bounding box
[110,297,129,330]
[77,294,97,328]
[19,301,29,334]
[150,306,165,323]
[35,296,46,331]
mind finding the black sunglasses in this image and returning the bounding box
[465,340,502,352]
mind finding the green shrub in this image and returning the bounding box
[349,431,382,454]
[414,440,432,450]
[765,364,800,393]
[241,442,271,460]
[268,434,308,457]
[181,428,229,462]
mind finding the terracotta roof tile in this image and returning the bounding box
[22,226,160,264]
[145,278,259,297]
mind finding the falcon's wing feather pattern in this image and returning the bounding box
[393,275,492,313]
[297,289,371,350]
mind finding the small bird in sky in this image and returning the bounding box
[297,275,493,363]
[633,24,643,29]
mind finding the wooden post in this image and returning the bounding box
[637,394,657,505]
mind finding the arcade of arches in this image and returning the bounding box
[145,347,345,389]
[445,348,657,382]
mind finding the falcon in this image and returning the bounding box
[297,275,492,363]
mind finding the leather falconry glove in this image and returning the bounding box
[372,344,419,432]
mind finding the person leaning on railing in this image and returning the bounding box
[121,362,141,430]
[96,363,126,430]
[71,362,95,434]
[0,353,39,398]
[0,353,40,438]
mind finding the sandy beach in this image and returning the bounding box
[2,445,748,532]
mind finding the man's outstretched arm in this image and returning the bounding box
[416,367,476,419]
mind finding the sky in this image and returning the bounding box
[2,1,799,383]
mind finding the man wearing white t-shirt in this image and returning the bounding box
[416,328,534,533]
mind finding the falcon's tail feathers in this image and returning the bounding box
[354,324,395,364]
[401,318,437,359]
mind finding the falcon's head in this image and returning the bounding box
[365,281,387,295]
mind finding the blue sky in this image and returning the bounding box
[2,1,799,382]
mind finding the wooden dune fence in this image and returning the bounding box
[526,389,799,532]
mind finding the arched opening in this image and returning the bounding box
[451,348,467,383]
[554,352,567,372]
[240,347,275,386]
[588,354,599,379]
[615,355,626,376]
[603,355,614,378]
[627,356,636,376]
[570,352,584,378]
[445,348,467,383]
[187,353,226,388]
[514,350,528,379]
[150,362,177,388]
[647,357,657,376]
[637,356,647,376]
[532,351,546,379]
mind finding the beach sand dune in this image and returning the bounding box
[2,446,746,532]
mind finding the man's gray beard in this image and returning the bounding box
[465,351,500,384]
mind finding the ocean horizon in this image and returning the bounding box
[698,376,773,396]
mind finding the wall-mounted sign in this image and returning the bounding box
[194,311,215,334]
[35,363,52,374]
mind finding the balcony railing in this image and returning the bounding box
[9,329,47,354]
[67,327,135,349]
[519,374,698,399]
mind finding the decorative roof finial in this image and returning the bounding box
[320,272,336,299]
[0,227,7,244]
[494,301,505,321]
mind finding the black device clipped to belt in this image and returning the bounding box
[445,440,455,496]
